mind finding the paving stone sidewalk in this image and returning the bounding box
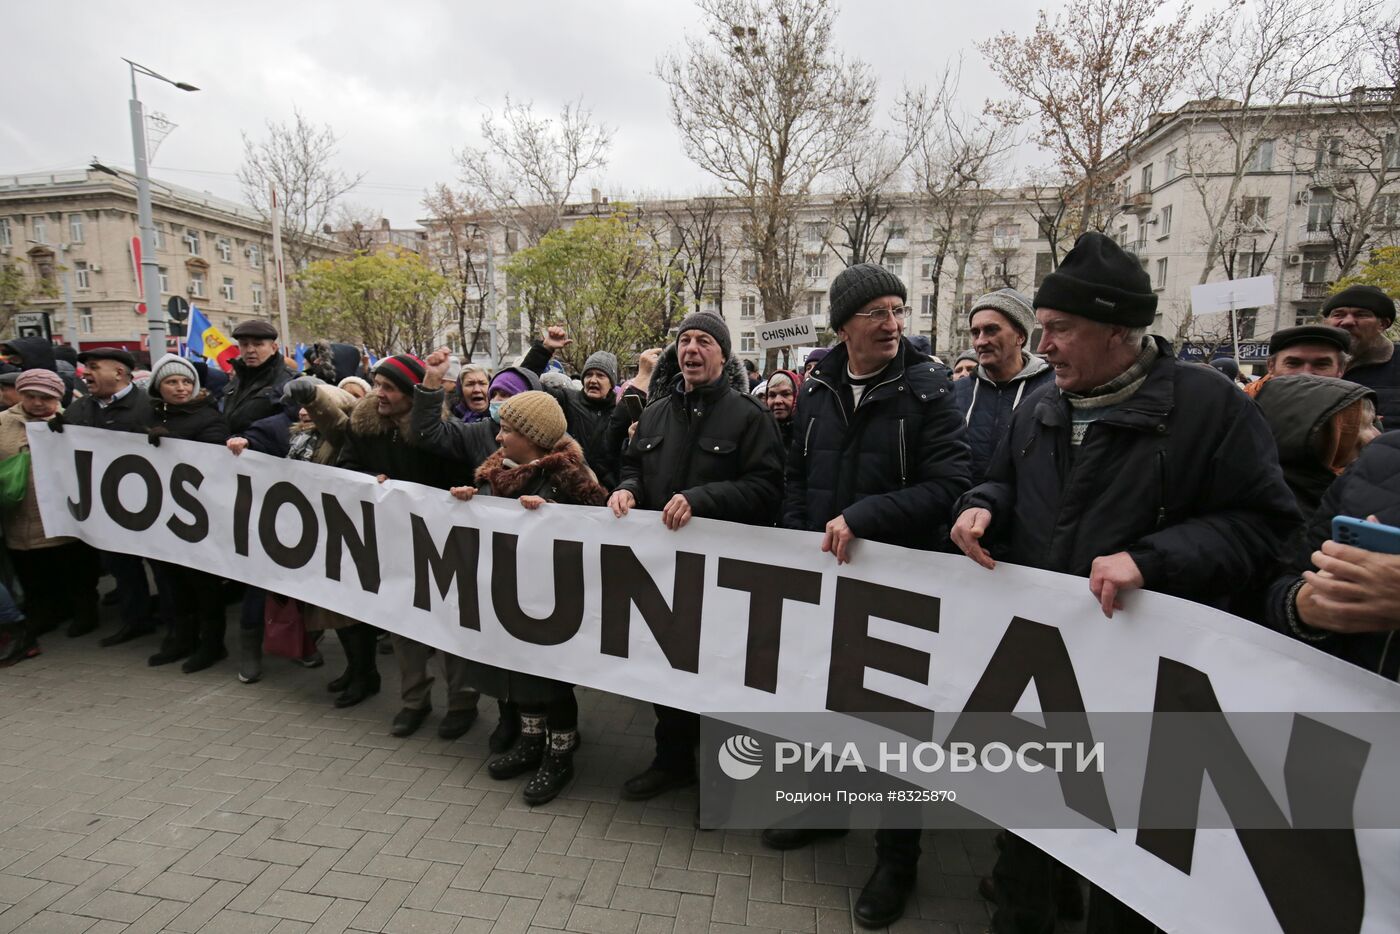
[0,619,1010,934]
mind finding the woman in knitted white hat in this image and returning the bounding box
[449,391,607,805]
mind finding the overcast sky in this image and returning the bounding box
[5,0,1050,227]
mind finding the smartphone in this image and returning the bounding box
[1332,516,1400,555]
[622,394,644,422]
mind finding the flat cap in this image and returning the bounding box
[1269,324,1352,356]
[231,319,279,340]
[77,347,137,369]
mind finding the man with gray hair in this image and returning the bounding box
[954,288,1054,482]
[949,232,1299,933]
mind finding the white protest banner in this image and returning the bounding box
[756,315,820,350]
[28,426,1400,934]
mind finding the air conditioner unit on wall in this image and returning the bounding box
[1286,253,1303,265]
[89,264,101,272]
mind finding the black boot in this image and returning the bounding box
[853,863,916,929]
[238,627,262,684]
[487,714,545,779]
[488,701,521,753]
[523,730,577,806]
[147,636,194,666]
[335,625,380,708]
[181,614,227,673]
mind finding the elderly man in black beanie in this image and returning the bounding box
[949,232,1299,933]
[609,310,785,802]
[768,262,970,928]
[1324,284,1399,428]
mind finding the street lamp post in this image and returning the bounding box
[123,58,197,359]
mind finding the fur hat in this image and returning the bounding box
[675,311,731,359]
[148,353,201,397]
[828,263,907,331]
[499,390,568,450]
[1033,232,1156,326]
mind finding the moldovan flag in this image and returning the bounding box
[185,306,238,373]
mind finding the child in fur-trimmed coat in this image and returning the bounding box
[450,391,608,805]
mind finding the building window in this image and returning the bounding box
[221,276,235,301]
[1164,149,1178,179]
[1238,196,1270,228]
[1377,193,1400,228]
[1159,205,1173,236]
[1155,257,1168,290]
[1140,163,1154,191]
[921,294,937,318]
[152,224,166,250]
[704,295,720,314]
[247,243,262,267]
[920,256,937,280]
[1307,189,1335,231]
[252,283,264,313]
[1301,249,1329,284]
[1386,133,1400,170]
[740,331,756,353]
[740,295,757,318]
[803,222,823,242]
[1314,136,1342,170]
[740,258,756,281]
[887,222,907,240]
[217,237,232,263]
[881,254,903,278]
[0,218,9,247]
[805,292,823,316]
[158,266,169,294]
[184,229,200,256]
[1246,139,1275,173]
[79,308,93,334]
[1035,252,1054,287]
[74,261,89,291]
[189,270,205,297]
[68,214,84,243]
[804,253,824,279]
[32,216,47,244]
[1237,251,1267,277]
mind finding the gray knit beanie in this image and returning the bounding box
[148,353,201,397]
[968,288,1036,339]
[829,262,907,331]
[675,311,731,359]
[582,350,619,386]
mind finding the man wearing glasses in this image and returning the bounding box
[775,262,971,928]
[1325,285,1398,430]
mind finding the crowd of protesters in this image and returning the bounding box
[0,232,1396,931]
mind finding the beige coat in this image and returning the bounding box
[0,406,71,551]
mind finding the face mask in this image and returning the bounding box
[489,401,504,423]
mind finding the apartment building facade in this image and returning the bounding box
[0,168,340,352]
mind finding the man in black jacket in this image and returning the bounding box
[950,232,1299,934]
[1326,285,1400,428]
[608,311,785,801]
[521,327,620,488]
[222,320,293,434]
[774,262,972,929]
[61,347,157,644]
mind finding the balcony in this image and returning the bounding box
[1126,239,1148,256]
[1298,281,1332,301]
[885,237,910,253]
[1120,190,1153,214]
[1297,223,1333,244]
[1311,167,1346,189]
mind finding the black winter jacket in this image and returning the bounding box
[222,354,294,434]
[615,374,784,523]
[953,353,1054,483]
[240,409,295,458]
[522,341,618,488]
[63,385,154,434]
[1343,343,1400,431]
[408,386,499,473]
[957,337,1300,604]
[148,391,229,446]
[1264,432,1400,677]
[781,339,971,550]
[337,394,463,490]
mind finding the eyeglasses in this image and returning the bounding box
[852,304,909,322]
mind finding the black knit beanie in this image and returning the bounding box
[1032,232,1157,327]
[374,354,426,394]
[676,311,731,358]
[1323,285,1396,325]
[829,262,907,331]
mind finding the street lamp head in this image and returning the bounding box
[174,82,199,92]
[90,160,121,178]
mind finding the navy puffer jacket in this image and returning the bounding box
[781,339,971,550]
[953,353,1054,483]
